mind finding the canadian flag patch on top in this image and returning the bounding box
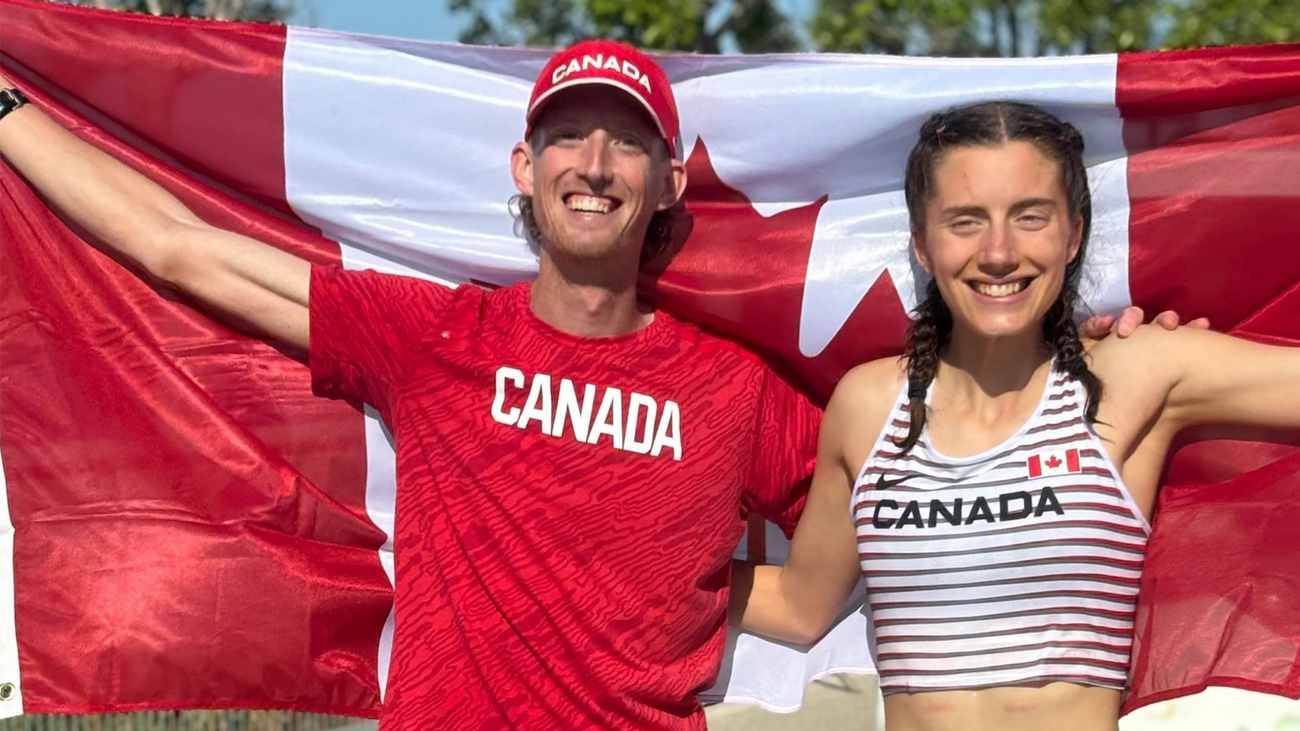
[1027,448,1082,478]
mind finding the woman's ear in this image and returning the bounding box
[911,230,933,276]
[1067,213,1084,264]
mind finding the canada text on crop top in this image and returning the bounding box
[851,369,1152,694]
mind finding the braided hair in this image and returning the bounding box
[896,101,1101,454]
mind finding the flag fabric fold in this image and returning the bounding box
[0,0,1296,719]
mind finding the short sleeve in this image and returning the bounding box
[309,265,455,411]
[742,366,823,537]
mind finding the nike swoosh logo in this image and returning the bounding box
[875,474,916,491]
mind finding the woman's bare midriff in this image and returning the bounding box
[881,683,1123,731]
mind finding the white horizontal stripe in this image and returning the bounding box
[878,626,1135,656]
[871,591,1139,622]
[878,644,1130,674]
[868,576,1141,602]
[880,663,1127,691]
[860,542,1147,573]
[858,529,1147,556]
[863,558,1145,583]
[858,522,1147,550]
[875,604,1136,627]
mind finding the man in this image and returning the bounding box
[0,40,1176,731]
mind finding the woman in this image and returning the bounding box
[730,101,1300,731]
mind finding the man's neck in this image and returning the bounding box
[529,255,652,338]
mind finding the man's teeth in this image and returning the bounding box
[975,281,1027,298]
[567,195,611,214]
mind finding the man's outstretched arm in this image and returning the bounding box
[0,76,311,350]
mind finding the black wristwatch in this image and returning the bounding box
[0,88,30,123]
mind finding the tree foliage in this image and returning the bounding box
[1162,0,1299,48]
[812,0,1162,56]
[454,0,1297,56]
[73,0,296,22]
[449,0,800,53]
[813,0,1298,56]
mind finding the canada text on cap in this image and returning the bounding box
[526,40,681,159]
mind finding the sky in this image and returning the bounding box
[293,0,467,44]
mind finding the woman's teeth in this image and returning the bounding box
[974,281,1028,298]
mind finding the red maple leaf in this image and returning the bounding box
[1045,455,1063,469]
[643,138,913,400]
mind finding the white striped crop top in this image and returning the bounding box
[851,369,1152,695]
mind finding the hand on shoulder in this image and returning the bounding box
[1084,321,1183,403]
[1088,320,1185,363]
[1089,322,1300,432]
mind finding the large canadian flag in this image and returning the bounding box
[0,0,1297,720]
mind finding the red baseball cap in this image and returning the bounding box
[526,40,681,158]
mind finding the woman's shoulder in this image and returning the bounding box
[821,356,910,469]
[826,356,909,425]
[837,355,908,397]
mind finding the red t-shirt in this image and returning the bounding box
[309,266,820,731]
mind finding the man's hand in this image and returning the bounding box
[1082,308,1211,339]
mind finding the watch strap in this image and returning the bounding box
[0,88,31,123]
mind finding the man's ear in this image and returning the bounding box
[656,158,688,212]
[511,141,534,197]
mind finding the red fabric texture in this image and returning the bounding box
[0,0,384,717]
[308,269,819,731]
[1117,44,1300,713]
[0,0,290,216]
